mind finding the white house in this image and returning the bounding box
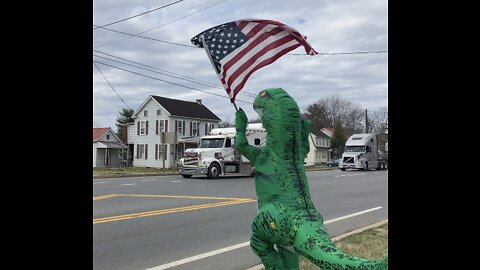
[304,130,332,166]
[93,127,128,167]
[128,95,221,168]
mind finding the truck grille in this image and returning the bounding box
[343,156,355,164]
[184,152,198,165]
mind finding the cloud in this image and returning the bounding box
[94,0,387,128]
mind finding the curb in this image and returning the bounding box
[245,219,388,270]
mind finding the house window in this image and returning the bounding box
[316,151,321,159]
[192,122,199,136]
[177,120,185,135]
[139,144,145,159]
[144,110,148,117]
[140,121,146,135]
[157,109,161,116]
[106,135,110,140]
[208,123,214,133]
[157,144,164,160]
[159,120,165,132]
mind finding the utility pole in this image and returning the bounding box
[365,109,369,133]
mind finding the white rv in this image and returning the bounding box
[339,133,388,171]
[177,123,266,179]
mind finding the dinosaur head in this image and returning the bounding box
[253,88,300,131]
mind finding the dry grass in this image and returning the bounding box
[260,223,388,270]
[93,166,178,178]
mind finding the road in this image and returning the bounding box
[93,169,388,270]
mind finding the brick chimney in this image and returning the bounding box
[196,99,202,105]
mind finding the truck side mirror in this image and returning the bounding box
[254,138,260,145]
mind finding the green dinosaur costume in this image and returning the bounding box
[235,88,388,270]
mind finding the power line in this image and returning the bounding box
[93,0,184,30]
[93,25,197,48]
[94,0,228,49]
[93,50,257,98]
[289,51,388,56]
[93,26,387,56]
[94,62,132,110]
[93,60,254,105]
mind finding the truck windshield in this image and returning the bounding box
[345,146,366,152]
[199,138,224,148]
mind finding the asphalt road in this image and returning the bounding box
[93,169,388,270]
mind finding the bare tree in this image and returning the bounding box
[303,95,364,135]
[368,107,388,135]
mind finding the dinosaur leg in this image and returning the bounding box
[250,203,293,270]
[293,221,388,270]
[277,245,299,270]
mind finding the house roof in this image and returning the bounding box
[151,95,221,121]
[93,128,110,141]
[311,130,330,138]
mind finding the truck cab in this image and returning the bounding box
[177,124,266,178]
[339,134,380,171]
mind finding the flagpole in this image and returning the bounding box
[232,101,239,112]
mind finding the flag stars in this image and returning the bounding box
[226,40,230,44]
[223,50,227,54]
[233,39,237,43]
[219,39,223,43]
[234,33,238,37]
[220,32,225,37]
[217,44,222,48]
[224,45,228,49]
[227,33,232,37]
[240,39,244,43]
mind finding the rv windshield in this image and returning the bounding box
[345,146,366,152]
[199,138,224,148]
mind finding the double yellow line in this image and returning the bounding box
[93,194,256,224]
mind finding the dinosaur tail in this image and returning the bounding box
[293,221,388,270]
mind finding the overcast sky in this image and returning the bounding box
[93,0,387,129]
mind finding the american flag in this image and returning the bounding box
[191,19,317,103]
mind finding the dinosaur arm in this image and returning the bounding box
[235,109,260,163]
[300,119,312,158]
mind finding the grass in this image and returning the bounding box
[93,166,178,178]
[261,222,388,270]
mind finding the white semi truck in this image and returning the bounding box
[339,133,388,171]
[177,123,266,179]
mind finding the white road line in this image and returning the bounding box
[120,183,135,186]
[170,181,182,183]
[145,206,383,270]
[94,182,108,184]
[335,173,366,178]
[141,179,159,182]
[323,207,382,224]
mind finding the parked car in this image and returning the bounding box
[327,159,340,167]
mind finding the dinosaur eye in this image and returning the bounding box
[259,91,271,98]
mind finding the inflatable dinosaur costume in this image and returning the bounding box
[235,88,388,270]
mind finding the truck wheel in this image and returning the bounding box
[181,174,192,178]
[365,162,369,171]
[207,163,220,179]
[341,168,346,171]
